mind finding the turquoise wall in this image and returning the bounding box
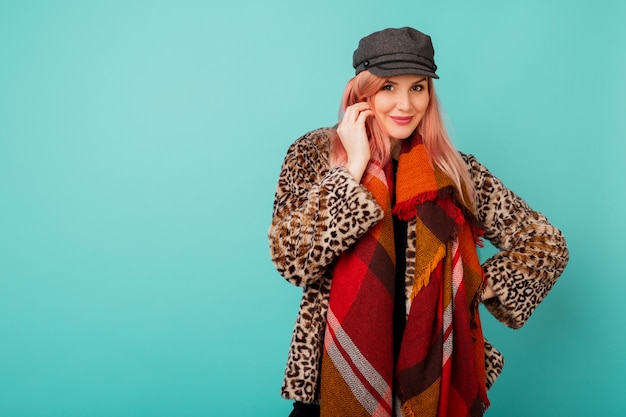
[1,1,624,415]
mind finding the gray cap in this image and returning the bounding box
[353,27,439,78]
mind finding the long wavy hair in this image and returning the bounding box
[328,70,475,208]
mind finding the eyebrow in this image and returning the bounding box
[384,77,427,85]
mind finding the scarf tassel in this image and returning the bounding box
[409,243,447,302]
[392,191,440,221]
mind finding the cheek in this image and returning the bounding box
[372,102,387,122]
[373,109,385,122]
[415,95,430,112]
[424,94,431,109]
[373,94,392,114]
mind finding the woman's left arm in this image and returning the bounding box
[463,154,569,329]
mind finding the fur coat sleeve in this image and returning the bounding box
[463,154,569,329]
[268,128,384,287]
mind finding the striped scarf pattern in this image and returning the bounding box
[320,136,489,417]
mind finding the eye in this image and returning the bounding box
[381,84,394,91]
[411,84,425,91]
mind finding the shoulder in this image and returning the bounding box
[459,153,498,189]
[286,127,335,155]
[280,127,336,173]
[458,152,516,223]
[459,152,484,175]
[459,152,475,165]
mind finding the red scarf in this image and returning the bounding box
[320,135,489,417]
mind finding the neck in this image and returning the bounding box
[390,139,402,160]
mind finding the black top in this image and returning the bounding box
[392,158,408,361]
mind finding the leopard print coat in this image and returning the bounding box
[268,128,569,404]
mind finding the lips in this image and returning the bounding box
[389,116,414,125]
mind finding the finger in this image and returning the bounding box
[343,104,371,122]
[346,102,371,114]
[356,109,374,122]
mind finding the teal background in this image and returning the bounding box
[1,0,624,416]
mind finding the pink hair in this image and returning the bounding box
[328,71,475,208]
[329,72,389,165]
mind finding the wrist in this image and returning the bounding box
[345,157,368,183]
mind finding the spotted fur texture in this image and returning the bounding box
[268,129,569,403]
[269,129,383,288]
[462,154,570,329]
[484,339,505,390]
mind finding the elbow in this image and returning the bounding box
[269,255,321,288]
[268,230,297,285]
[268,229,320,287]
[549,226,570,278]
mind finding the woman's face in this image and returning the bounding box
[372,74,430,141]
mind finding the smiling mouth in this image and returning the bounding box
[390,116,414,125]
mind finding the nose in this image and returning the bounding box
[396,91,412,111]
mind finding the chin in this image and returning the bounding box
[388,128,417,141]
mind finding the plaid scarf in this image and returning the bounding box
[320,135,489,417]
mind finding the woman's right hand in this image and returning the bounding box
[337,102,373,182]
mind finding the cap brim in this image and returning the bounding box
[366,64,439,79]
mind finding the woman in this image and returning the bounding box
[268,27,568,417]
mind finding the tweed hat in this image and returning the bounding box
[353,27,439,78]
